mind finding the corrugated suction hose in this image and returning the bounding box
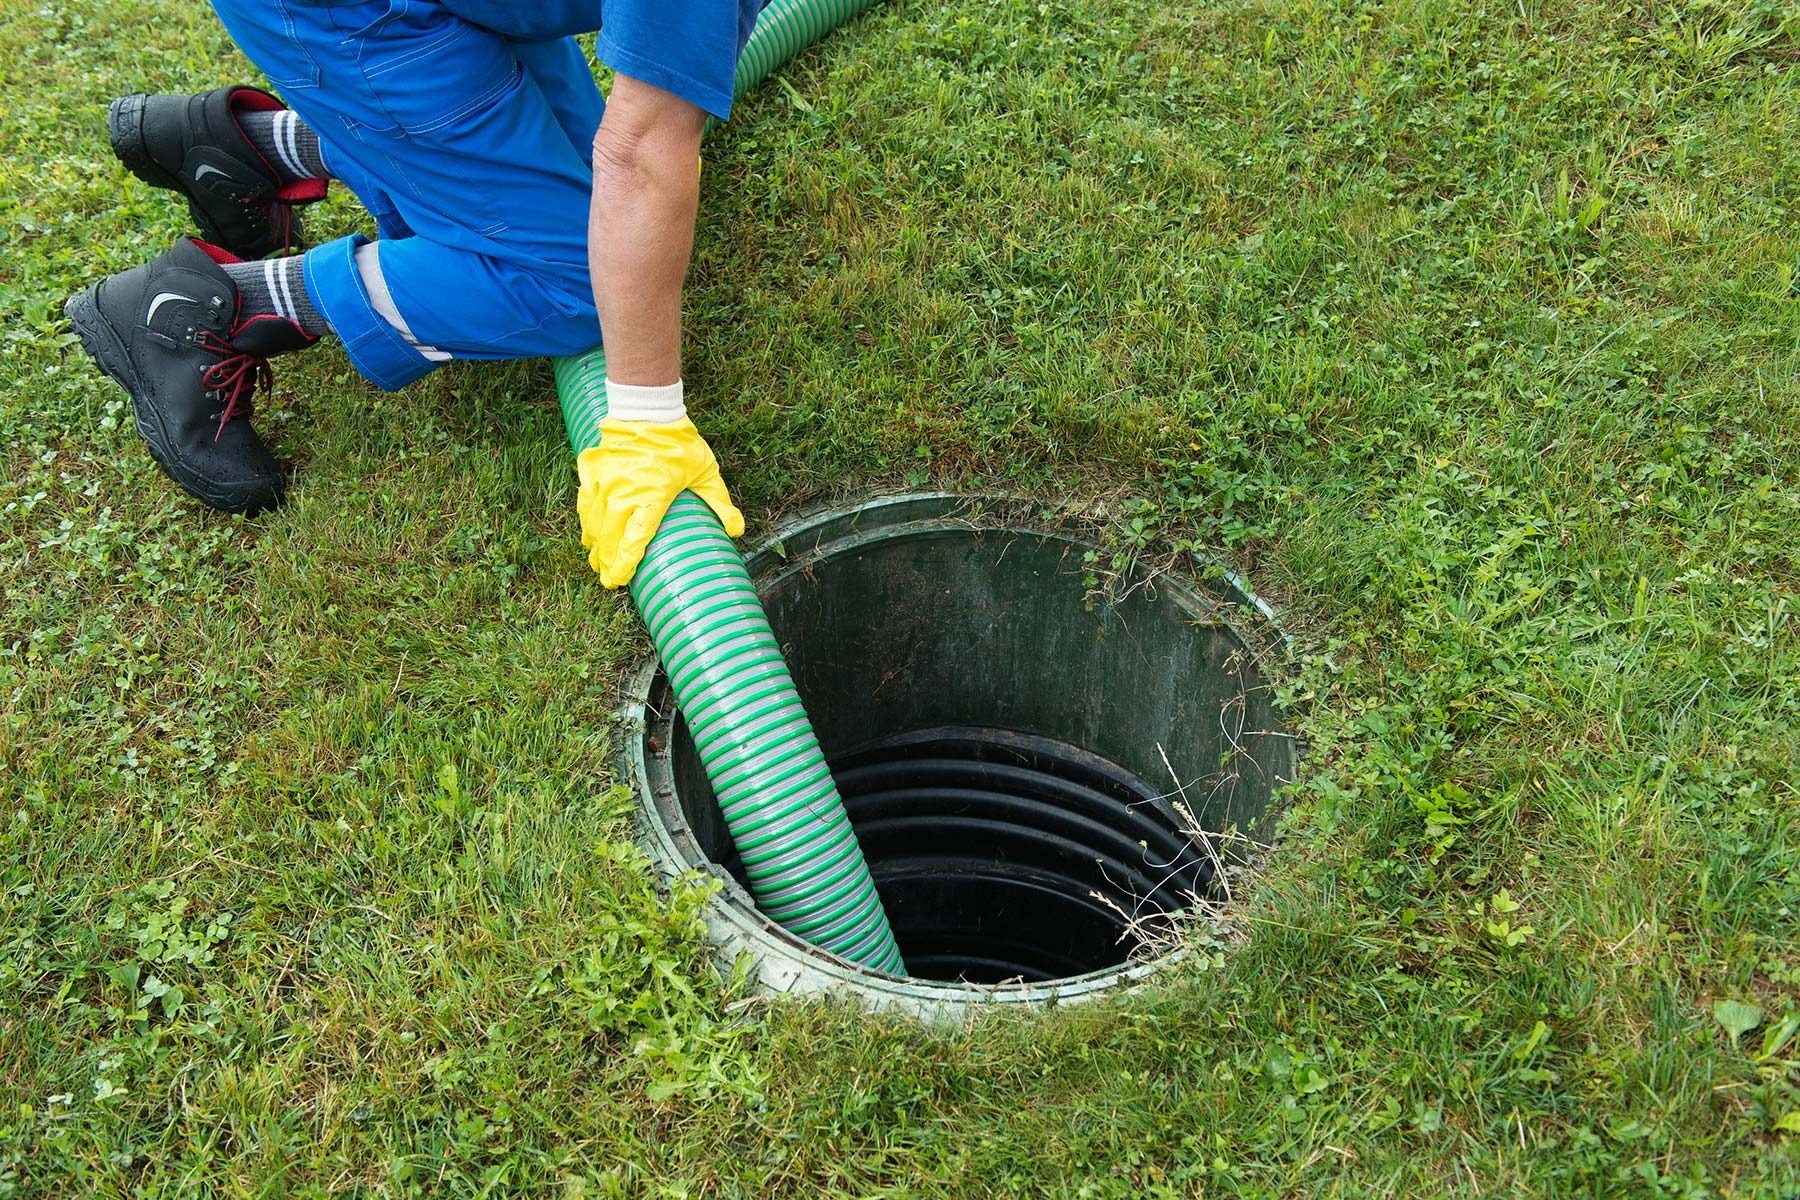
[554,0,901,976]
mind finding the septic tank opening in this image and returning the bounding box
[823,725,1211,982]
[623,494,1297,1009]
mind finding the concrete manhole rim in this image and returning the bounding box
[615,491,1298,1018]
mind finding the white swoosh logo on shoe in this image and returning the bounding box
[145,291,196,324]
[193,163,230,182]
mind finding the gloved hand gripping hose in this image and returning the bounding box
[556,0,901,973]
[554,352,906,974]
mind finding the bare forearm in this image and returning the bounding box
[588,75,707,388]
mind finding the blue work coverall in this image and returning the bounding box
[210,0,761,389]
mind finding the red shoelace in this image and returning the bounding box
[196,330,273,443]
[274,202,297,257]
[235,196,298,256]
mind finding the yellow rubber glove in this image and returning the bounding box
[576,416,745,588]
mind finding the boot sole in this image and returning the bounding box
[65,286,284,516]
[107,93,303,259]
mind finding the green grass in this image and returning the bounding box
[3,0,1799,1193]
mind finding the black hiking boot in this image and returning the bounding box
[107,86,326,260]
[65,239,317,515]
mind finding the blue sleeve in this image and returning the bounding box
[598,0,763,121]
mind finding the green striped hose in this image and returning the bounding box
[554,0,903,974]
[734,0,885,99]
[554,357,903,974]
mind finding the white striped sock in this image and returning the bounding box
[281,113,305,179]
[261,258,287,321]
[239,109,331,183]
[275,257,299,324]
[269,112,301,180]
[223,255,329,337]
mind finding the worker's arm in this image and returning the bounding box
[577,73,742,588]
[590,73,704,385]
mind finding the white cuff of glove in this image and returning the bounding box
[605,378,686,423]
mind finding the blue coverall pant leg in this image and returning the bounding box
[208,0,606,390]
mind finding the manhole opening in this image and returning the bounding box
[833,726,1212,982]
[639,494,1296,996]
